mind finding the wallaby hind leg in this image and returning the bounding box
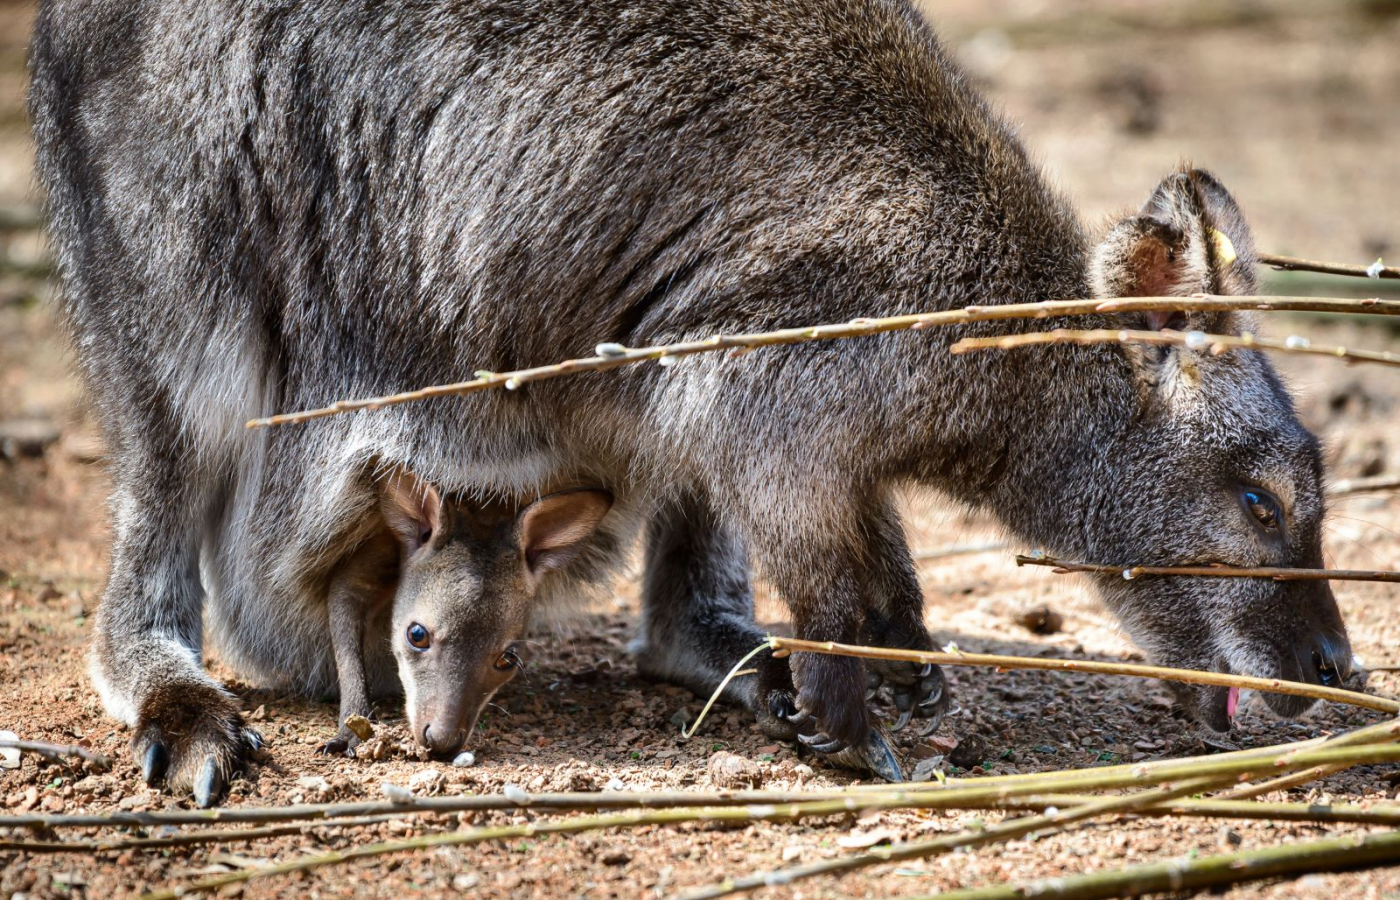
[858,495,950,735]
[631,493,798,742]
[90,444,259,807]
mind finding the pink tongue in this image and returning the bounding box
[1227,686,1240,719]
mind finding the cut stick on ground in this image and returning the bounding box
[18,795,1400,856]
[950,327,1400,368]
[1331,473,1400,496]
[245,294,1400,427]
[673,771,1281,900]
[1259,251,1400,280]
[1015,551,1400,584]
[136,743,1400,900]
[0,814,406,854]
[766,637,1400,714]
[0,738,114,770]
[908,829,1400,900]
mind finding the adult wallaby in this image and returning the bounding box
[314,469,612,758]
[32,0,1352,804]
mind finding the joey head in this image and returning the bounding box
[322,472,613,757]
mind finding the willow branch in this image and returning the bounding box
[767,637,1399,714]
[950,327,1400,368]
[0,739,114,770]
[0,814,403,854]
[1015,552,1400,584]
[1259,252,1400,280]
[909,829,1400,900]
[246,294,1400,428]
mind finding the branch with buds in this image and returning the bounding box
[1014,552,1400,584]
[950,326,1400,368]
[1260,251,1399,280]
[247,293,1400,427]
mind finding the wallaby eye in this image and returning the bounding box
[494,645,522,672]
[1241,489,1282,531]
[406,623,431,651]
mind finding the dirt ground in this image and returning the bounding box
[4,1,1400,898]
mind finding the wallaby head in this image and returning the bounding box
[1076,168,1350,730]
[378,472,614,755]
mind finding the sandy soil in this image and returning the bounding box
[3,1,1400,898]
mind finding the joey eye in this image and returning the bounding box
[494,645,522,672]
[406,623,431,651]
[1242,489,1282,531]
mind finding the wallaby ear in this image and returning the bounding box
[1091,168,1258,332]
[378,469,443,553]
[518,489,613,576]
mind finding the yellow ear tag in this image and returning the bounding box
[1209,228,1238,266]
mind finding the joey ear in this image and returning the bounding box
[378,470,443,553]
[518,489,613,576]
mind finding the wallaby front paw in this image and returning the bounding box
[316,727,362,758]
[132,682,260,807]
[868,660,951,735]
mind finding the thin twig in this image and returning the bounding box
[0,739,114,770]
[246,294,1400,428]
[1331,474,1400,496]
[767,637,1400,714]
[907,829,1400,900]
[950,327,1400,368]
[1260,252,1400,280]
[0,814,404,854]
[1015,551,1400,584]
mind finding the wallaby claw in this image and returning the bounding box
[820,728,905,782]
[316,737,351,757]
[193,757,223,809]
[797,731,848,754]
[140,741,169,786]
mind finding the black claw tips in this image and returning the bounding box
[797,732,847,754]
[892,709,914,733]
[193,757,223,809]
[769,693,799,722]
[243,728,265,752]
[916,663,934,678]
[140,741,169,786]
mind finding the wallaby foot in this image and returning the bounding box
[132,681,262,807]
[316,725,361,758]
[861,611,950,735]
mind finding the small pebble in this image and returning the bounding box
[503,784,529,803]
[605,777,627,791]
[451,751,476,768]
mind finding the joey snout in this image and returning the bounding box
[399,638,524,756]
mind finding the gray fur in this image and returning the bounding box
[31,0,1349,799]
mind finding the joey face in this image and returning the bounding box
[378,473,613,755]
[1078,168,1351,731]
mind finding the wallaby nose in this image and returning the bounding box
[1312,635,1352,688]
[422,722,465,755]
